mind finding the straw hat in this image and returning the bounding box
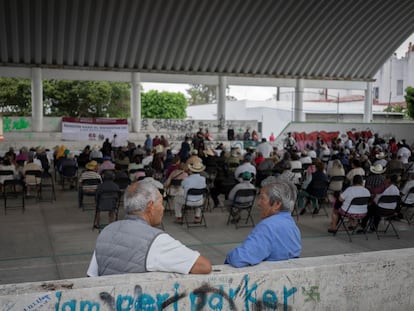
[85,160,98,171]
[36,146,46,154]
[188,162,206,173]
[231,147,241,157]
[204,148,215,157]
[370,164,386,175]
[375,152,386,159]
[155,144,164,154]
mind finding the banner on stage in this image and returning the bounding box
[62,117,128,143]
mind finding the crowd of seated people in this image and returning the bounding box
[0,146,53,195]
[284,133,414,233]
[3,130,414,233]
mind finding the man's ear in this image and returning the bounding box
[146,200,154,214]
[272,201,282,212]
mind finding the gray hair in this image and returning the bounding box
[261,176,278,187]
[123,181,159,214]
[262,181,297,212]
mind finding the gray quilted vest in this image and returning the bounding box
[95,214,163,276]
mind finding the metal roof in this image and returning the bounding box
[0,0,413,81]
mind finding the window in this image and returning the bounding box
[396,80,404,96]
[373,87,379,99]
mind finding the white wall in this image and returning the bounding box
[0,117,258,152]
[1,248,413,310]
[373,49,414,104]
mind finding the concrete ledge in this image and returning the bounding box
[1,248,413,310]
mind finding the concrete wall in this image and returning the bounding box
[275,122,414,149]
[2,117,414,154]
[0,248,413,310]
[0,117,258,152]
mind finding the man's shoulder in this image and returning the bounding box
[249,214,294,239]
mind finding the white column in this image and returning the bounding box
[31,68,43,132]
[217,76,226,131]
[130,72,141,133]
[364,81,373,123]
[294,78,304,122]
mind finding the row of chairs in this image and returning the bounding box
[0,170,56,214]
[291,170,412,241]
[333,195,402,242]
[165,181,257,229]
[77,174,130,232]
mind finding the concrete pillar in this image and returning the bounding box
[294,78,304,122]
[130,72,141,132]
[31,68,43,132]
[364,81,373,123]
[217,76,226,130]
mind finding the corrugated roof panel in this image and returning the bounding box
[244,0,290,75]
[75,0,91,67]
[106,0,128,68]
[198,1,237,73]
[212,0,253,73]
[351,3,414,78]
[45,0,54,64]
[325,0,390,78]
[182,0,220,72]
[33,0,43,64]
[0,0,413,81]
[226,0,272,74]
[174,0,210,72]
[279,0,334,77]
[65,0,79,66]
[126,0,151,69]
[314,1,372,78]
[265,0,314,76]
[114,0,138,68]
[0,7,7,62]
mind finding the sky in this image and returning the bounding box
[142,33,414,101]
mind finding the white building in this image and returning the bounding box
[187,45,414,139]
[373,43,414,105]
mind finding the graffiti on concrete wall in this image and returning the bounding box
[3,116,31,132]
[291,128,382,151]
[141,119,258,141]
[45,275,320,311]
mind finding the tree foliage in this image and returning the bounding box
[186,84,217,105]
[141,90,187,119]
[405,86,414,119]
[0,78,32,115]
[0,78,186,119]
[44,80,114,117]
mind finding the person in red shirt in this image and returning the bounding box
[254,152,265,167]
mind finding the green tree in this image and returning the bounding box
[186,84,217,105]
[141,90,187,119]
[0,78,187,119]
[405,86,414,119]
[44,80,113,117]
[0,78,32,115]
[105,82,131,118]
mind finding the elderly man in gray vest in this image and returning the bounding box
[87,181,212,276]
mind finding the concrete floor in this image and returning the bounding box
[0,185,414,285]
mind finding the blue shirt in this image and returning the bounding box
[225,212,301,267]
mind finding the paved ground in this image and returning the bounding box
[0,184,414,285]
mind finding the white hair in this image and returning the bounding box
[124,181,159,214]
[262,181,297,212]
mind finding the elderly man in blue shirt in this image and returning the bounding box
[225,181,301,267]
